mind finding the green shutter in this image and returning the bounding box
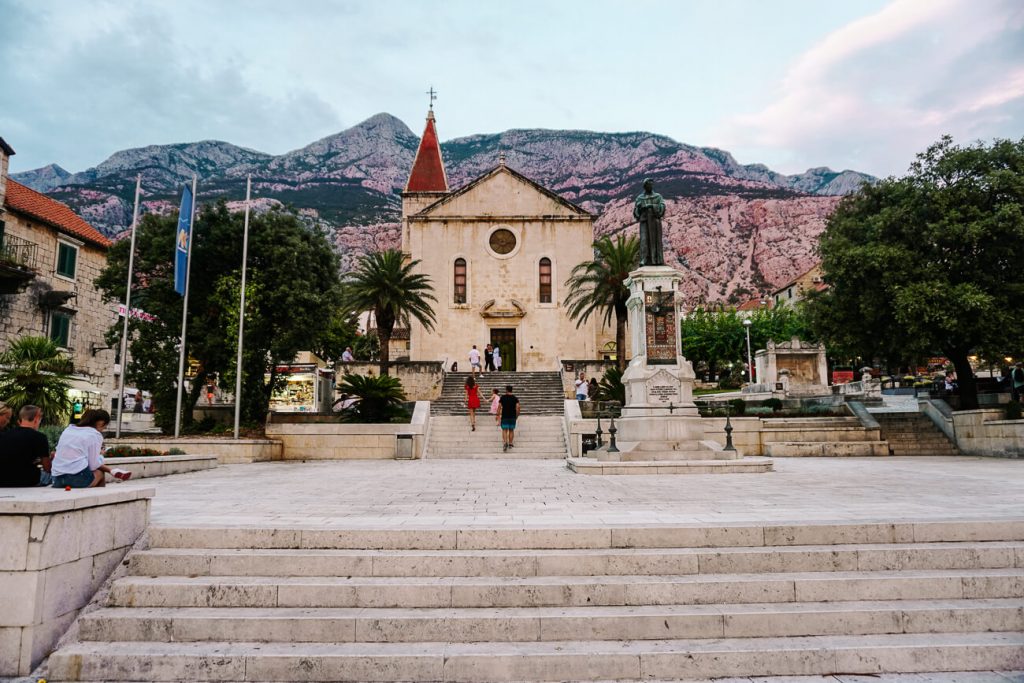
[50,312,70,347]
[57,243,77,278]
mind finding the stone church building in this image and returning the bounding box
[400,111,609,371]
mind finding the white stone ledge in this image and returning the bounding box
[0,485,155,515]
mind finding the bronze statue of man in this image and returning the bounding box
[633,178,666,266]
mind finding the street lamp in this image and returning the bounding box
[743,318,753,384]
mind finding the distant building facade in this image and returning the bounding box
[400,110,609,370]
[0,138,115,409]
[772,263,825,308]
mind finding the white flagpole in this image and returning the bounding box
[115,174,142,439]
[173,175,198,437]
[233,175,252,439]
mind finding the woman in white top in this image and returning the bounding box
[493,346,502,371]
[51,410,131,488]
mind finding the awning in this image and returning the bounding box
[67,377,105,394]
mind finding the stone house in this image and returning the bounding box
[0,138,116,408]
[772,263,826,308]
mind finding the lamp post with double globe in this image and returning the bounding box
[743,318,753,384]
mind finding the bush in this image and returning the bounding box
[728,398,746,416]
[763,397,784,412]
[718,374,743,390]
[336,373,409,423]
[592,366,625,405]
[105,445,164,458]
[1006,401,1023,421]
[167,447,186,455]
[746,406,775,415]
[39,424,65,451]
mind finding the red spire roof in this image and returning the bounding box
[5,179,112,248]
[404,111,448,193]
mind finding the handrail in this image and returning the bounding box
[0,234,39,270]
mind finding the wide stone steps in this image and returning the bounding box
[876,413,960,456]
[432,372,565,416]
[48,632,1024,682]
[79,598,1024,643]
[427,415,567,459]
[128,541,1024,577]
[45,519,1024,682]
[105,568,1024,609]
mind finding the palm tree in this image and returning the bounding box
[342,249,437,376]
[0,336,74,423]
[565,234,640,372]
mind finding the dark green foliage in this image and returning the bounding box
[806,136,1024,410]
[105,445,165,457]
[340,249,437,376]
[39,424,65,450]
[336,373,408,423]
[565,235,640,372]
[728,398,746,416]
[680,306,813,382]
[96,201,344,432]
[764,397,784,412]
[0,336,73,423]
[592,366,625,404]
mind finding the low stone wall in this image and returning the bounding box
[106,437,282,464]
[953,409,1024,457]
[0,486,154,676]
[266,402,430,460]
[100,454,218,482]
[701,417,763,456]
[337,361,444,401]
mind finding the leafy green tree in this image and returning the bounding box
[680,305,812,381]
[97,201,344,431]
[336,373,408,423]
[0,336,73,423]
[592,365,625,404]
[565,234,640,372]
[340,249,436,376]
[807,135,1024,410]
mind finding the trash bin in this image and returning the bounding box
[395,433,414,460]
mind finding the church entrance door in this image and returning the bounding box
[490,328,516,372]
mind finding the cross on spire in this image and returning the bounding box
[426,86,437,110]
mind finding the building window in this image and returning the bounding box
[539,257,552,304]
[50,311,72,348]
[454,258,467,304]
[56,242,78,279]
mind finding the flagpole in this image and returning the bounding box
[173,175,198,438]
[115,174,142,439]
[233,175,252,439]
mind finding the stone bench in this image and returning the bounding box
[0,485,154,676]
[100,454,218,483]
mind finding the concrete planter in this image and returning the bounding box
[266,402,430,460]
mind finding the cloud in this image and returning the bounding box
[715,0,1024,176]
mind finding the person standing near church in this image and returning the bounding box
[484,344,495,372]
[493,345,502,372]
[468,345,482,376]
[574,371,589,401]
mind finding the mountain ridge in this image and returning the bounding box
[11,113,875,303]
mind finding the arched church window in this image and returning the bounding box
[539,257,552,304]
[454,258,467,304]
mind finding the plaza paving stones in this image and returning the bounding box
[146,456,1024,528]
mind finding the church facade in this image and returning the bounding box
[400,110,608,371]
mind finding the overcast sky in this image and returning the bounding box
[1,0,1021,177]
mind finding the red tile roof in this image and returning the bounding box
[4,179,112,248]
[404,111,448,193]
[737,298,773,311]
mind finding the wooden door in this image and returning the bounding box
[490,328,517,372]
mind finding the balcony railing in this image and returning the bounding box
[0,233,40,271]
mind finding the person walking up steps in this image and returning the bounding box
[468,345,482,376]
[499,384,520,452]
[464,376,481,431]
[489,388,501,426]
[484,344,495,372]
[493,345,502,372]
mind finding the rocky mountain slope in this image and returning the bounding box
[12,113,873,303]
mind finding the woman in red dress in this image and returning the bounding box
[464,376,481,431]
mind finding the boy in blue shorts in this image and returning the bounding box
[498,385,520,452]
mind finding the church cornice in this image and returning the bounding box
[407,215,591,223]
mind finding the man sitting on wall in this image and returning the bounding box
[0,405,53,487]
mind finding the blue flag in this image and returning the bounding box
[174,185,193,295]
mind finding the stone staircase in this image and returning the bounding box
[431,371,565,416]
[761,417,891,457]
[876,412,960,456]
[49,520,1024,681]
[427,415,567,458]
